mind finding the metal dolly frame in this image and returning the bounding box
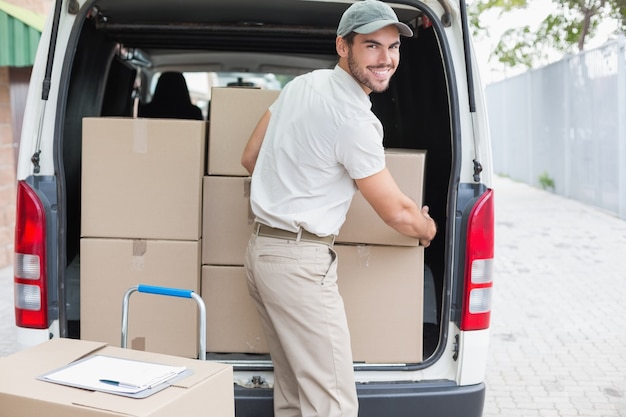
[121,284,207,360]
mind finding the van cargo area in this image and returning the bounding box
[61,0,452,361]
[14,1,494,416]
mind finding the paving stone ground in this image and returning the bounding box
[0,263,17,357]
[483,176,626,417]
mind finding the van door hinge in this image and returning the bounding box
[452,334,459,361]
[68,0,80,14]
[31,150,41,174]
[473,159,483,183]
[435,0,453,27]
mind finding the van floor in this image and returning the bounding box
[68,321,440,364]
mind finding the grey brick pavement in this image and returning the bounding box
[484,176,626,417]
[0,264,17,357]
[0,175,625,416]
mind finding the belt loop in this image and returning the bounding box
[295,228,302,242]
[254,222,261,235]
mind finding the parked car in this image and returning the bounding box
[14,0,494,415]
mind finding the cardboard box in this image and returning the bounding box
[201,265,269,354]
[337,149,427,246]
[0,338,234,417]
[202,176,255,266]
[199,246,423,362]
[208,88,280,176]
[82,117,206,240]
[336,244,424,363]
[81,238,201,358]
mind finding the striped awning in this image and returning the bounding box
[0,0,46,67]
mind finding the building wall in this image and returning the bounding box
[0,67,16,269]
[0,0,52,270]
[486,36,626,220]
[3,0,52,16]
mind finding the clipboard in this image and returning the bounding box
[37,355,194,398]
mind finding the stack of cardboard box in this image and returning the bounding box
[79,87,426,364]
[335,149,427,363]
[201,87,279,354]
[201,88,427,363]
[80,117,206,358]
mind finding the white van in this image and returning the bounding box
[13,0,494,415]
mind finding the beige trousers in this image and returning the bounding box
[244,234,358,417]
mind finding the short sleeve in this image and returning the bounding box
[335,120,385,179]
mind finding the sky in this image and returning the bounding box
[472,0,556,84]
[471,0,620,84]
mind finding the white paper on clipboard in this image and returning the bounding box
[39,355,188,395]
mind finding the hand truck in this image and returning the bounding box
[121,284,207,360]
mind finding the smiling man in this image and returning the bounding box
[337,3,409,94]
[241,1,437,416]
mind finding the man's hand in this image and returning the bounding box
[355,168,437,245]
[418,206,437,247]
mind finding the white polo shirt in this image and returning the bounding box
[250,65,385,236]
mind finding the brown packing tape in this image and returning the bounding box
[131,336,146,351]
[244,178,255,225]
[243,177,251,198]
[132,118,149,154]
[132,239,147,271]
[132,239,147,256]
[355,245,372,267]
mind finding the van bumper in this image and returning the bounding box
[234,381,486,417]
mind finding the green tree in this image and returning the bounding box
[470,0,626,69]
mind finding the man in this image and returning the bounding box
[241,1,437,416]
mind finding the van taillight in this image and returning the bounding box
[14,180,49,329]
[460,189,494,331]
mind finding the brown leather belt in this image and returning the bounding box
[255,223,335,246]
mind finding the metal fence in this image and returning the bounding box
[486,36,626,220]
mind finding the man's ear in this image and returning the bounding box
[336,36,349,57]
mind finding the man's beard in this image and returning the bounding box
[347,49,394,93]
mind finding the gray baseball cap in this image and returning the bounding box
[337,0,413,38]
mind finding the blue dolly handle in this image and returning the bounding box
[121,284,207,360]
